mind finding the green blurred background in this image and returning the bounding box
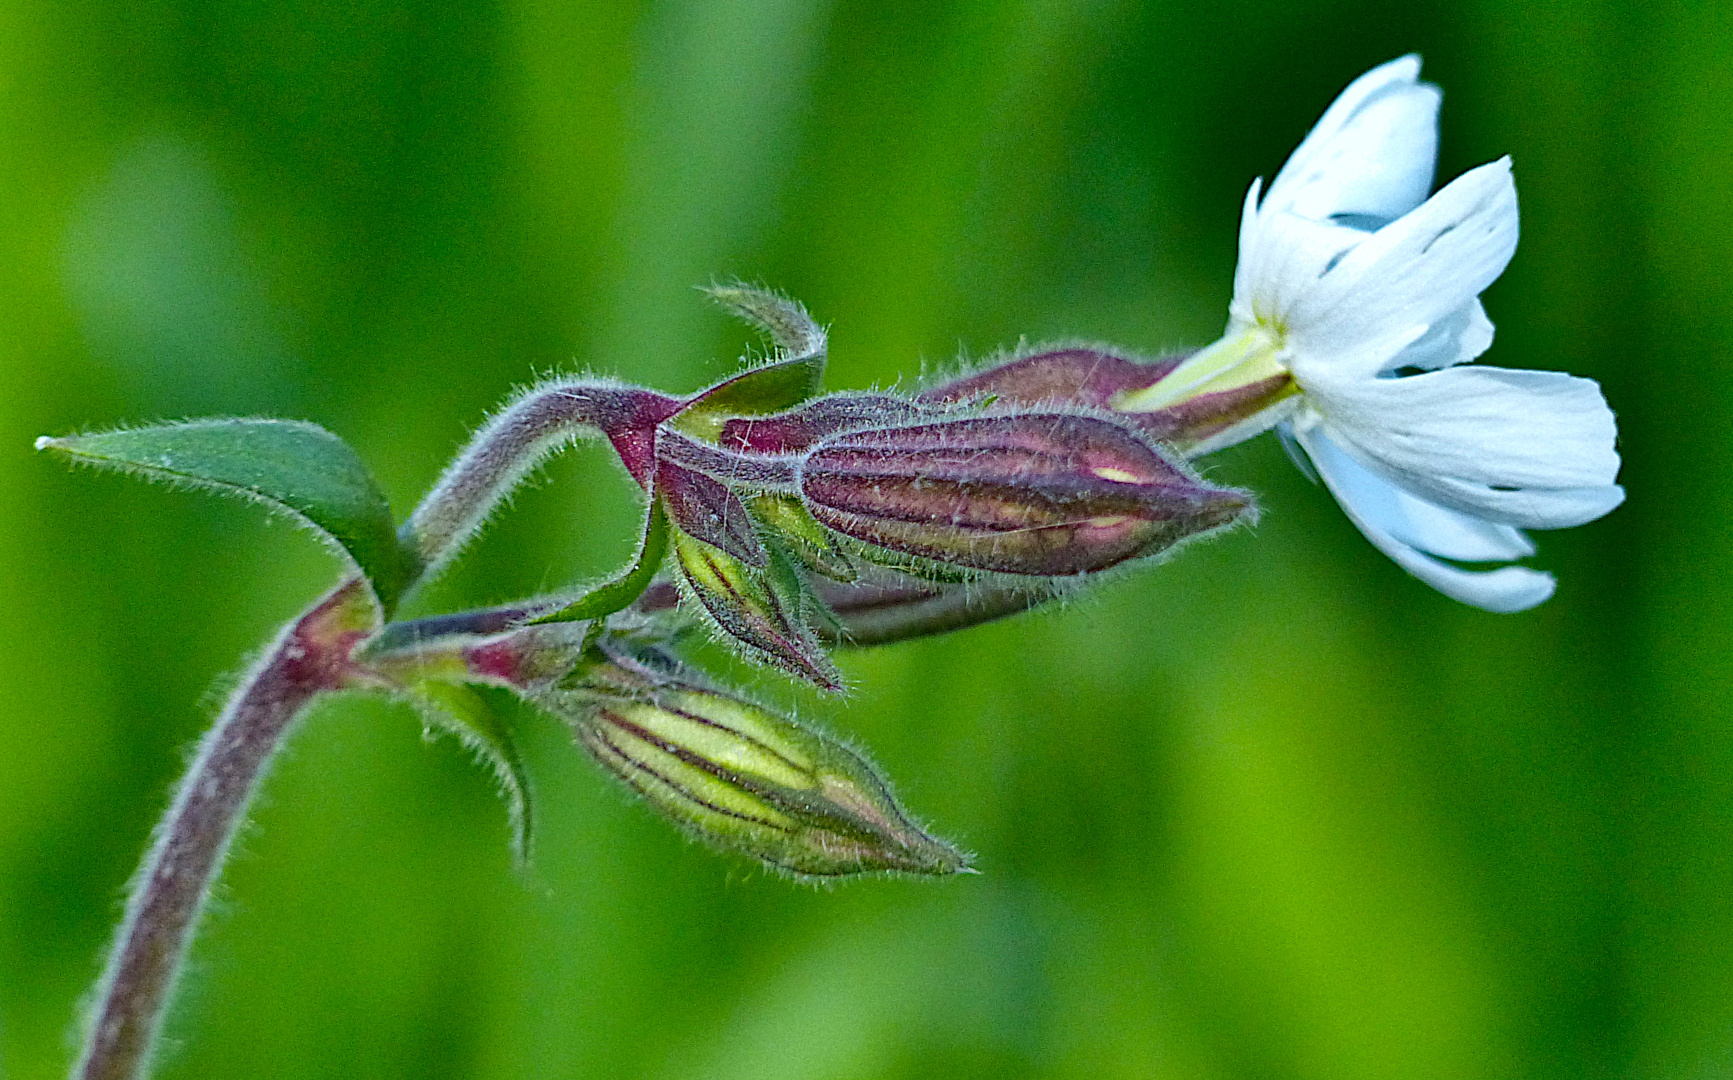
[0,1,1725,1077]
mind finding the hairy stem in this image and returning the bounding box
[655,427,799,490]
[403,382,681,582]
[74,581,375,1080]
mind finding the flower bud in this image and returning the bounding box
[670,527,842,691]
[797,412,1251,576]
[555,650,969,877]
[657,460,766,568]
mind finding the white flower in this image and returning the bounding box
[1120,55,1622,612]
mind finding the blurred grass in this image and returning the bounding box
[1,1,1727,1078]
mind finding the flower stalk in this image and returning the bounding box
[403,381,682,582]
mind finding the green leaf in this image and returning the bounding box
[38,419,415,613]
[531,502,671,624]
[407,682,534,864]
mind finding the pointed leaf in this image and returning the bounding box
[39,419,413,612]
[408,681,534,864]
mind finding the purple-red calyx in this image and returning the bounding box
[656,459,767,567]
[796,412,1250,576]
[720,393,931,456]
[920,347,1296,455]
[919,348,1181,411]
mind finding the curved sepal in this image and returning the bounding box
[702,284,825,362]
[532,503,672,624]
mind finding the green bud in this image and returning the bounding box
[553,652,969,878]
[670,526,842,691]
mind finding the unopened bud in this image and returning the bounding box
[670,527,842,690]
[555,651,969,877]
[657,460,766,568]
[797,413,1251,576]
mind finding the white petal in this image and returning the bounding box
[1297,423,1535,561]
[1385,299,1495,372]
[1374,535,1557,612]
[1230,178,1265,322]
[1298,427,1557,612]
[1287,159,1520,378]
[1305,365,1623,528]
[1390,474,1626,530]
[1264,56,1442,225]
[1330,365,1622,489]
[1235,207,1372,327]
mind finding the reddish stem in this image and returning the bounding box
[74,581,374,1080]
